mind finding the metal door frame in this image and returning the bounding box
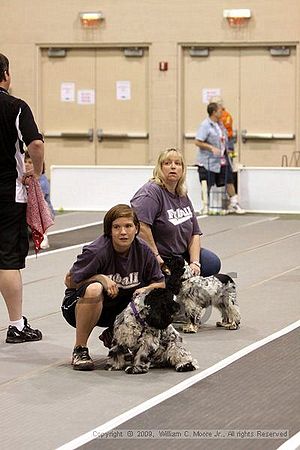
[36,43,152,162]
[178,42,299,164]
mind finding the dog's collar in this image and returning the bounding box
[130,301,146,327]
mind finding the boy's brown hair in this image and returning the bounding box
[103,204,140,236]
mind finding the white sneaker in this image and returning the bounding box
[228,203,245,214]
[40,234,50,249]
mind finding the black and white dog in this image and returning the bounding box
[106,259,198,374]
[176,263,241,333]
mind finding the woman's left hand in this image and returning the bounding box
[189,262,201,276]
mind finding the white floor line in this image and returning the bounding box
[56,320,300,450]
[48,221,103,236]
[229,230,300,259]
[277,430,300,450]
[27,242,92,259]
[197,215,278,228]
[31,214,281,254]
[248,264,300,289]
[238,216,279,228]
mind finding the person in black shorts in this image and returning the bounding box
[0,53,44,343]
[195,102,244,214]
[62,204,165,371]
[197,159,234,189]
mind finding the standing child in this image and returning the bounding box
[24,151,55,249]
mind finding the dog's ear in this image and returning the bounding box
[144,288,165,306]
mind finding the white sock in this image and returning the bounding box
[230,194,238,205]
[9,317,24,331]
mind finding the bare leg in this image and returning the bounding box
[0,269,23,321]
[75,283,104,347]
[226,183,236,197]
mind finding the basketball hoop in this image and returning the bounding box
[223,9,251,27]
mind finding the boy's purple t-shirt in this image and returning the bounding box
[130,181,202,258]
[70,235,164,293]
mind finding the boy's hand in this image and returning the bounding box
[98,275,119,298]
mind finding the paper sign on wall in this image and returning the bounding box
[61,82,75,102]
[202,88,221,104]
[77,89,95,105]
[116,81,131,100]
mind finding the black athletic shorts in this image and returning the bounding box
[198,162,234,189]
[0,202,29,269]
[61,281,134,329]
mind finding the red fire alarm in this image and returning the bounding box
[159,61,168,71]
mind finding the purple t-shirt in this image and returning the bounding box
[130,181,202,258]
[70,235,164,294]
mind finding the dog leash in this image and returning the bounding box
[130,301,146,327]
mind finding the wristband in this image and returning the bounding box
[154,252,160,257]
[191,261,201,268]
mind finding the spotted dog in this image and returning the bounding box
[176,263,241,333]
[106,259,198,374]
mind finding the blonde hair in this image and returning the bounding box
[151,148,187,196]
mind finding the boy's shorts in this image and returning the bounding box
[61,281,134,329]
[0,202,29,269]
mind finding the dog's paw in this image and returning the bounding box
[176,361,198,372]
[226,322,240,330]
[104,361,124,371]
[216,321,240,330]
[105,363,114,371]
[125,365,149,374]
[182,322,198,333]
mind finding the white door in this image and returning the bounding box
[40,47,149,172]
[240,47,296,166]
[95,48,149,165]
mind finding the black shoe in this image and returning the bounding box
[6,316,42,344]
[72,345,94,371]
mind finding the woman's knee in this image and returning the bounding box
[200,248,221,276]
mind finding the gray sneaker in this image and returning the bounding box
[228,203,245,214]
[72,346,94,371]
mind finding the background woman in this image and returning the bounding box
[130,148,221,277]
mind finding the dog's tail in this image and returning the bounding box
[214,273,234,285]
[165,256,185,295]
